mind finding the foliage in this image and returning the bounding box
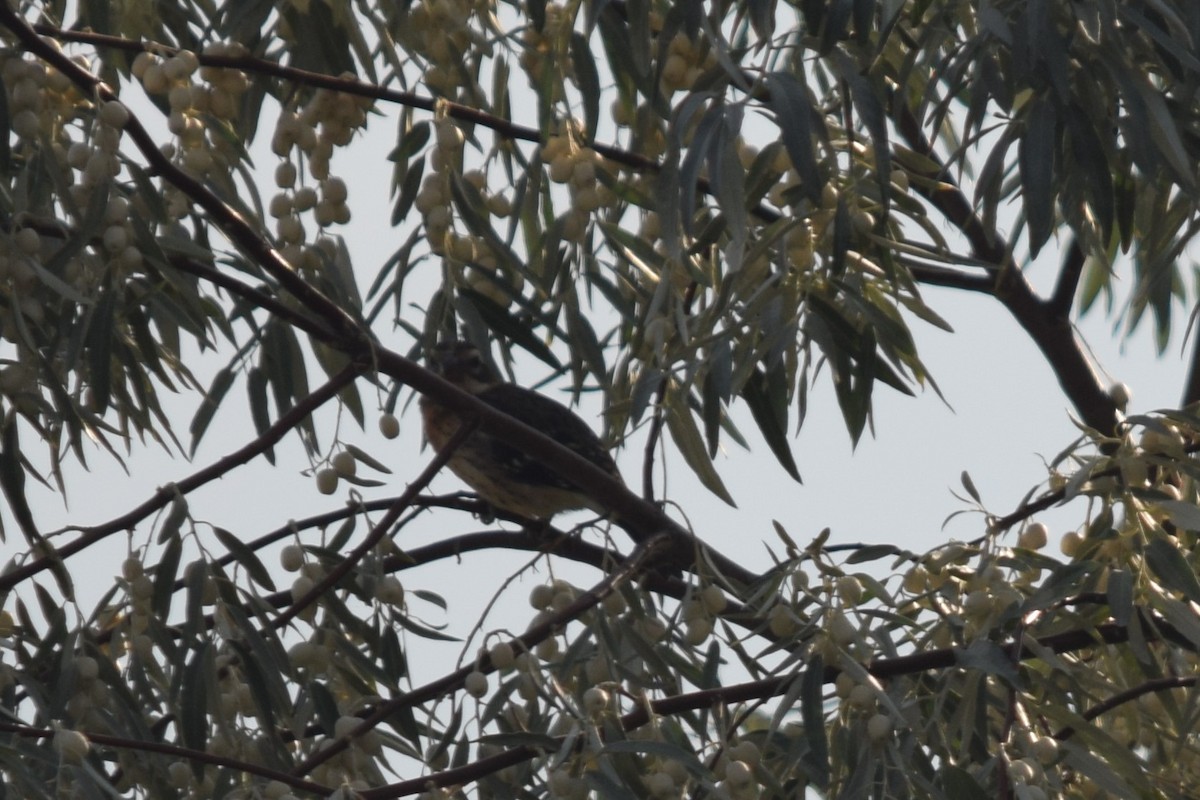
[0,0,1199,798]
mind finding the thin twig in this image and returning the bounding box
[272,420,478,629]
[0,366,362,593]
[0,720,333,797]
[295,531,673,779]
[1052,675,1198,740]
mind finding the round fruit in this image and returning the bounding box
[378,413,400,439]
[331,450,357,478]
[866,713,893,741]
[1019,522,1049,551]
[315,468,339,494]
[465,670,488,698]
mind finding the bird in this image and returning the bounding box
[418,340,623,519]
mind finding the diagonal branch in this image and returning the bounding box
[293,531,673,778]
[0,11,369,350]
[893,102,1119,434]
[358,611,1176,798]
[0,721,333,797]
[272,421,477,630]
[1048,237,1086,320]
[0,366,362,593]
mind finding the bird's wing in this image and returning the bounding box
[475,384,619,489]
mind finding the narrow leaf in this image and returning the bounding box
[665,388,736,506]
[1145,537,1200,604]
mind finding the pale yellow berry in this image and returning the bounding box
[167,759,191,788]
[836,575,864,605]
[701,584,728,614]
[464,670,489,698]
[375,576,405,605]
[315,468,338,494]
[529,584,555,610]
[724,759,753,786]
[117,557,142,582]
[98,100,130,129]
[684,617,713,645]
[14,228,41,254]
[0,610,14,638]
[275,161,297,188]
[848,683,875,710]
[280,545,305,572]
[582,686,609,714]
[1018,522,1048,550]
[488,641,515,670]
[321,177,348,204]
[331,450,357,478]
[378,413,400,439]
[54,729,90,763]
[1030,735,1059,764]
[767,604,800,638]
[866,713,893,741]
[1060,531,1084,557]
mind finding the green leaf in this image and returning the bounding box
[665,387,736,506]
[153,530,183,618]
[799,657,830,788]
[844,544,900,564]
[938,765,990,800]
[179,643,211,754]
[1019,94,1057,257]
[190,367,235,456]
[1157,499,1200,532]
[247,367,274,464]
[214,527,276,591]
[960,471,981,503]
[391,153,426,227]
[86,288,117,413]
[570,32,601,142]
[1145,537,1200,604]
[1157,596,1200,650]
[0,417,32,544]
[765,72,823,203]
[1106,568,1133,626]
[1024,561,1090,612]
[954,639,1020,686]
[741,366,802,483]
[157,494,190,545]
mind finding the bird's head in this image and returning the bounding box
[428,340,498,394]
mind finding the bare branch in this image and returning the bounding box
[1049,237,1086,320]
[893,102,1119,434]
[294,531,673,778]
[0,720,333,796]
[273,421,478,629]
[0,366,362,593]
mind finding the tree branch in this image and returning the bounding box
[1052,675,1197,740]
[294,531,673,778]
[30,22,662,176]
[0,366,362,593]
[892,102,1119,434]
[0,12,370,351]
[0,720,333,797]
[273,421,478,630]
[359,611,1173,798]
[1049,237,1086,320]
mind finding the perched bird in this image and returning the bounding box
[419,340,622,519]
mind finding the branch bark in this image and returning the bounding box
[0,366,362,593]
[893,102,1119,434]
